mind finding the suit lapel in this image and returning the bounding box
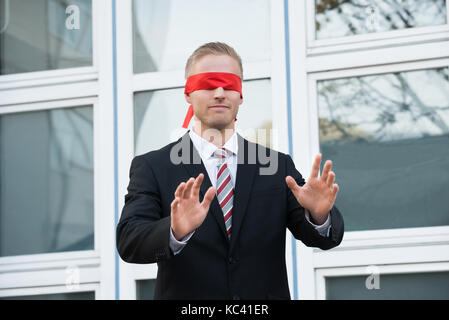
[229,135,258,254]
[176,132,229,241]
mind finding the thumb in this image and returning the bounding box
[286,176,301,193]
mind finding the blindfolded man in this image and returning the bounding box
[117,42,344,300]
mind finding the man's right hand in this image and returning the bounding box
[170,173,216,241]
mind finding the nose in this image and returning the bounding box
[213,87,225,99]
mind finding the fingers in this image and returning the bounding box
[331,183,339,200]
[310,153,322,178]
[285,176,300,192]
[192,174,204,198]
[175,182,185,199]
[181,174,205,199]
[170,197,179,213]
[326,171,335,188]
[172,181,186,214]
[201,186,216,210]
[182,177,195,198]
[320,160,332,182]
[318,157,336,189]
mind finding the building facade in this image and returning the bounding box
[0,0,448,299]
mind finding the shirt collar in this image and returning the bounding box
[189,128,238,160]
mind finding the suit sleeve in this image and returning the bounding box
[285,154,344,250]
[116,155,173,264]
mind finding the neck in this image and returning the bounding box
[192,121,235,148]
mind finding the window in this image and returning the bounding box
[136,279,156,300]
[0,106,94,256]
[317,67,449,231]
[0,291,95,300]
[0,0,93,75]
[326,271,449,299]
[315,0,447,39]
[132,0,271,73]
[0,0,118,300]
[288,1,449,299]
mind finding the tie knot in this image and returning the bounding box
[213,147,231,160]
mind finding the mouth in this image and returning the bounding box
[208,105,230,109]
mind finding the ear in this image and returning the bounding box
[184,93,191,104]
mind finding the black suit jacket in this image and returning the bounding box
[116,132,344,300]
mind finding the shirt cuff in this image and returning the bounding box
[305,210,332,237]
[169,228,195,255]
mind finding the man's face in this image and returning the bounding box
[185,54,243,131]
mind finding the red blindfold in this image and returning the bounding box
[182,72,242,128]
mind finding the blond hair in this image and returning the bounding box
[185,42,243,79]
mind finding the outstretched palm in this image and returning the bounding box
[286,154,339,225]
[171,174,216,240]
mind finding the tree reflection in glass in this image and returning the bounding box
[315,0,447,39]
[0,106,94,256]
[317,68,449,231]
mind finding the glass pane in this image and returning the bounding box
[315,0,447,40]
[0,0,92,75]
[0,291,95,300]
[326,272,449,299]
[134,79,272,155]
[235,80,273,148]
[317,68,449,231]
[0,106,94,256]
[136,279,156,300]
[133,0,270,73]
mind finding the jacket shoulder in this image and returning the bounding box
[134,138,181,166]
[243,137,289,161]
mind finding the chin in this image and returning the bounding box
[196,115,232,130]
[207,121,233,131]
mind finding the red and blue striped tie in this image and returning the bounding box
[214,148,234,238]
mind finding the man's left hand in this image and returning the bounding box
[286,153,339,225]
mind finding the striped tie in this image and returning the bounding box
[214,147,234,238]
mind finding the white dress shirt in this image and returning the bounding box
[169,129,331,255]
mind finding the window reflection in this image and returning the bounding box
[315,0,447,39]
[0,0,92,75]
[132,0,271,73]
[0,106,94,256]
[318,68,449,231]
[136,279,156,300]
[326,272,449,300]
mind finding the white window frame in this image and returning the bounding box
[116,0,293,299]
[0,283,100,299]
[288,0,449,299]
[0,0,117,300]
[316,262,449,300]
[0,0,100,88]
[0,98,104,298]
